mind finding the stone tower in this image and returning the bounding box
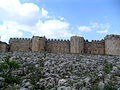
[31,36,46,52]
[104,35,120,55]
[70,36,84,53]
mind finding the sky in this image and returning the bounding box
[0,0,120,43]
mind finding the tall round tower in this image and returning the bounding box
[70,36,84,53]
[104,35,120,55]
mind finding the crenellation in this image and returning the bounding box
[0,34,120,55]
[85,39,89,42]
[9,37,32,52]
[51,39,53,41]
[9,37,32,41]
[47,39,70,43]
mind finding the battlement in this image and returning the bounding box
[84,39,104,42]
[0,34,120,55]
[10,38,31,40]
[104,34,120,40]
[9,38,32,44]
[92,40,104,42]
[47,39,70,43]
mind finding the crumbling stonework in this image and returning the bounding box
[0,41,8,52]
[0,34,120,55]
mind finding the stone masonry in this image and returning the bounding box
[0,34,120,55]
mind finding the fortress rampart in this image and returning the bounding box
[84,39,105,55]
[46,39,70,53]
[9,38,32,52]
[0,34,120,55]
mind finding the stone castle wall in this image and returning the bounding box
[9,38,32,52]
[0,34,120,55]
[84,40,105,54]
[0,41,8,52]
[46,39,70,53]
[105,35,120,55]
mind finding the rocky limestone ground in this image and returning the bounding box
[0,52,120,90]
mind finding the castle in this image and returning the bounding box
[0,34,120,55]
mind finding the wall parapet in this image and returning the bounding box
[0,34,120,55]
[9,38,32,44]
[47,39,70,43]
[104,35,120,40]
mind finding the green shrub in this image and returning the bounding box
[0,62,8,71]
[105,63,113,74]
[0,56,21,85]
[104,84,116,90]
[5,76,20,84]
[0,56,20,70]
[47,85,54,89]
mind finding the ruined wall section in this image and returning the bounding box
[70,36,84,53]
[105,35,120,55]
[84,40,105,54]
[0,41,8,52]
[9,38,32,52]
[46,39,70,53]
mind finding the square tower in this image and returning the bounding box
[31,36,46,52]
[70,36,84,53]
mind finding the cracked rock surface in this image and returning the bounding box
[0,52,120,90]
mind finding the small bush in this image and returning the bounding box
[47,85,54,89]
[0,62,8,71]
[5,76,20,84]
[104,84,116,90]
[105,63,113,74]
[0,56,21,85]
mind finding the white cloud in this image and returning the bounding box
[41,8,49,18]
[94,23,110,34]
[90,22,99,28]
[0,21,23,41]
[96,30,108,34]
[58,16,65,21]
[90,22,110,29]
[0,0,41,26]
[0,0,73,42]
[33,20,73,38]
[78,26,91,32]
[78,22,111,34]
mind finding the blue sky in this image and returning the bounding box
[0,0,120,42]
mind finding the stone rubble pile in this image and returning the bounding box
[0,52,120,90]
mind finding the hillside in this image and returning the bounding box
[0,52,120,90]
